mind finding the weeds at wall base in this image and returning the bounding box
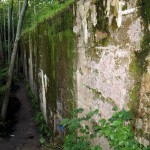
[24,79,51,146]
[61,108,149,150]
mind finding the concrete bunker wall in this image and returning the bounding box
[20,0,150,147]
[21,4,76,135]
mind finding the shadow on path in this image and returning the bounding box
[0,82,40,150]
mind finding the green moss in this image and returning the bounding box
[110,5,115,14]
[128,49,148,118]
[86,1,110,60]
[86,48,100,62]
[128,84,141,117]
[129,54,141,77]
[137,0,150,24]
[128,0,150,119]
[136,129,150,141]
[95,0,110,46]
[20,4,76,132]
[101,36,110,46]
[111,16,118,31]
[22,0,75,36]
[85,85,117,107]
[122,3,127,11]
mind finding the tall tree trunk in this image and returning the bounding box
[0,15,4,67]
[12,9,15,43]
[8,0,14,62]
[34,0,36,22]
[1,0,28,121]
[3,5,7,62]
[0,32,4,67]
[8,7,11,62]
[16,0,21,75]
[18,0,21,19]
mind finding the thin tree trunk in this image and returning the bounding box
[18,0,21,19]
[3,5,7,62]
[0,33,4,66]
[8,0,14,62]
[8,7,11,62]
[12,9,15,43]
[16,0,21,75]
[1,0,28,121]
[34,0,36,22]
[0,15,4,66]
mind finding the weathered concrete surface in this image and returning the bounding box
[74,0,149,147]
[21,5,76,135]
[21,0,150,148]
[75,0,142,116]
[135,53,150,146]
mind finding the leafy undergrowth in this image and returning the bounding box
[0,67,8,109]
[24,78,149,150]
[61,108,150,150]
[25,80,66,150]
[23,0,74,35]
[24,79,150,150]
[25,80,51,146]
[0,67,21,136]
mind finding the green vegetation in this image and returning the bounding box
[0,67,7,109]
[25,80,51,145]
[22,0,75,34]
[34,112,51,145]
[94,0,109,47]
[61,108,150,150]
[128,0,150,119]
[129,54,141,118]
[85,85,117,107]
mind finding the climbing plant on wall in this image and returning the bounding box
[61,108,150,150]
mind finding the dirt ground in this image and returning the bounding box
[0,82,41,150]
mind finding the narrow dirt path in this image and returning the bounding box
[0,82,41,150]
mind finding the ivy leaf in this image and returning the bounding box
[99,119,106,126]
[80,128,86,133]
[85,125,89,130]
[109,133,114,140]
[112,120,123,126]
[113,106,118,111]
[61,119,70,127]
[123,111,133,121]
[70,108,84,116]
[104,129,111,136]
[39,137,46,145]
[94,126,101,131]
[90,134,95,139]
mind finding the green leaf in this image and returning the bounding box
[70,108,84,116]
[39,137,46,145]
[90,134,95,139]
[112,120,123,126]
[85,125,89,130]
[94,126,101,131]
[80,128,86,133]
[61,119,69,127]
[99,119,106,126]
[104,129,111,136]
[113,106,119,111]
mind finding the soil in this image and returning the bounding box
[0,82,41,150]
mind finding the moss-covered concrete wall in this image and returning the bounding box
[21,4,76,136]
[74,0,149,147]
[20,0,149,148]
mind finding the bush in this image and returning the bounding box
[61,108,149,150]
